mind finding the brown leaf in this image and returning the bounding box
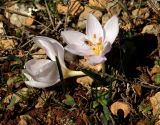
[132,84,142,96]
[110,101,131,118]
[150,66,160,75]
[150,92,160,116]
[0,39,17,49]
[79,58,102,72]
[76,76,93,90]
[57,0,84,16]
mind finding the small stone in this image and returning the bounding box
[5,3,35,27]
[77,6,102,29]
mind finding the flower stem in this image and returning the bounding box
[65,70,85,78]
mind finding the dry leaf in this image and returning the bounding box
[79,58,102,72]
[150,66,160,75]
[18,115,36,125]
[25,16,34,26]
[3,88,28,104]
[35,91,54,108]
[0,22,5,34]
[81,112,90,125]
[136,119,148,125]
[132,84,142,96]
[32,48,46,59]
[89,0,107,9]
[0,39,17,49]
[155,120,160,125]
[110,101,131,118]
[57,0,84,16]
[142,24,158,36]
[76,76,93,90]
[150,92,160,116]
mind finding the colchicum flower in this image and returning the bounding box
[23,36,84,88]
[61,14,119,65]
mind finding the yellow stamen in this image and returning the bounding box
[86,40,93,46]
[92,40,104,56]
[93,34,96,39]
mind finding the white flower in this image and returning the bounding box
[61,14,119,65]
[23,36,84,88]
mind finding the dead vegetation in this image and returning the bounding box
[0,0,160,125]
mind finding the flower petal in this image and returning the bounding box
[23,69,60,88]
[86,14,104,42]
[88,56,106,65]
[101,42,112,56]
[24,59,60,85]
[104,16,119,44]
[33,36,66,68]
[24,79,60,88]
[24,59,52,76]
[61,31,84,44]
[65,45,92,56]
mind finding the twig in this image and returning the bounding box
[44,0,55,29]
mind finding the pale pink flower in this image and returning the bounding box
[61,14,119,65]
[23,36,84,88]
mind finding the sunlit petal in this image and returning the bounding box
[62,31,84,44]
[23,59,60,88]
[88,56,106,65]
[33,36,66,68]
[23,70,59,88]
[104,16,119,44]
[86,14,103,42]
[65,45,92,56]
[24,79,60,88]
[101,42,112,56]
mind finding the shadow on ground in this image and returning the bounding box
[107,33,158,77]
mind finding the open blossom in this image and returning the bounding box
[61,14,119,65]
[23,36,84,88]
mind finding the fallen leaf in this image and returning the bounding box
[32,48,46,59]
[150,66,160,75]
[79,58,102,72]
[110,101,131,118]
[35,91,54,108]
[0,39,17,49]
[57,0,84,16]
[18,115,37,125]
[155,120,160,125]
[132,84,142,96]
[150,92,160,116]
[89,0,107,10]
[0,22,5,34]
[25,16,34,26]
[76,76,93,90]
